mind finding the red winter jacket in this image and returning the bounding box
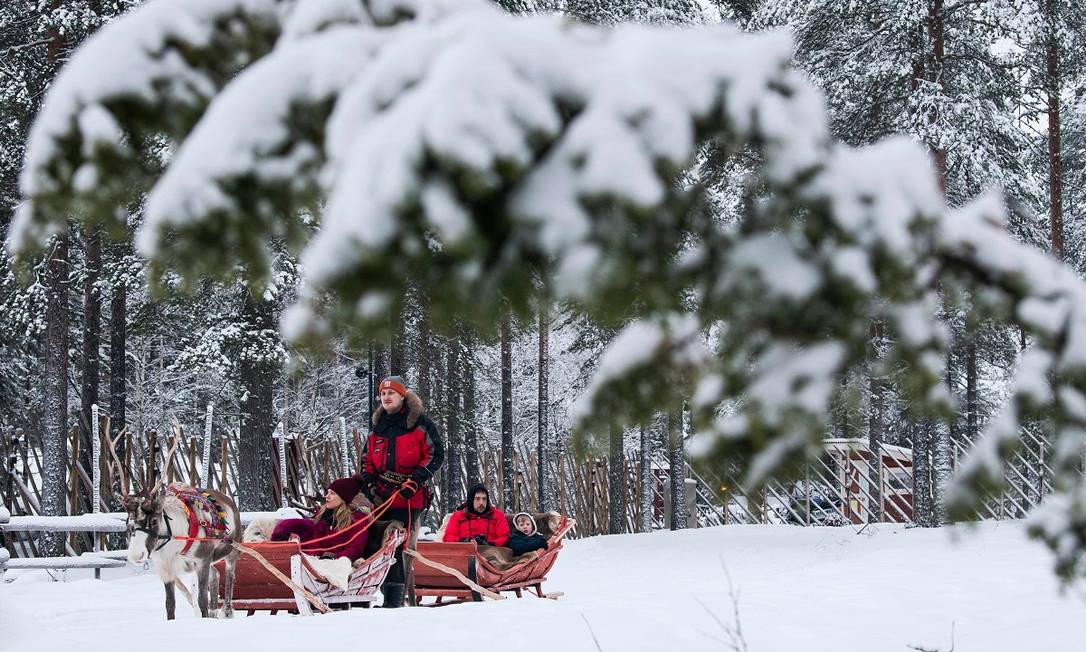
[442,507,510,547]
[270,510,370,562]
[356,392,445,510]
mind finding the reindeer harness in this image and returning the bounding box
[136,486,232,554]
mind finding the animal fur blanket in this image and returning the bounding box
[240,517,352,591]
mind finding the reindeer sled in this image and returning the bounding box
[216,517,406,615]
[412,512,574,606]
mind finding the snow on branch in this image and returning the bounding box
[138,26,389,282]
[10,0,288,254]
[292,9,827,336]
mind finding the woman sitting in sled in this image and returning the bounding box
[270,478,370,562]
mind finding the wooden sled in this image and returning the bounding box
[413,515,574,606]
[215,519,405,615]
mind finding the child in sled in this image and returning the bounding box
[508,512,548,557]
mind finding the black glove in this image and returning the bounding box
[410,468,430,485]
[458,537,474,543]
[356,473,378,500]
[319,552,337,560]
[473,534,489,546]
[398,478,419,499]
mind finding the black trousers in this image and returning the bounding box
[382,507,422,585]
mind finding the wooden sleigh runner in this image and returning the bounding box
[215,520,406,615]
[412,514,575,605]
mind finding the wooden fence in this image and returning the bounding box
[0,416,726,556]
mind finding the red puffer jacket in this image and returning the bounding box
[356,392,445,510]
[442,507,510,547]
[270,510,370,562]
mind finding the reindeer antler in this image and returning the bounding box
[106,426,130,499]
[151,431,182,495]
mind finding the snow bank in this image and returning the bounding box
[0,522,1080,651]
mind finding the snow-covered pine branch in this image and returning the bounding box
[9,0,1086,581]
[11,0,290,254]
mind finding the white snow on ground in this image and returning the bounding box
[1,521,1082,651]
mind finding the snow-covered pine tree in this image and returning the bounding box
[12,0,1086,580]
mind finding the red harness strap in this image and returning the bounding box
[168,488,201,555]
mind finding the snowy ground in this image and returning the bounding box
[2,521,1082,651]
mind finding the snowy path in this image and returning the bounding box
[2,522,1082,651]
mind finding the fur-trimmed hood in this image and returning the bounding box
[511,512,538,536]
[371,390,424,429]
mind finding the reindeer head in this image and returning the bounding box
[108,433,180,563]
[123,480,168,564]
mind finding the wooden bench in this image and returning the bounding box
[413,515,573,605]
[216,519,405,615]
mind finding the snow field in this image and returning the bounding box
[1,521,1082,651]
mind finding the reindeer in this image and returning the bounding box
[110,436,241,620]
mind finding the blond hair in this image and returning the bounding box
[313,502,354,531]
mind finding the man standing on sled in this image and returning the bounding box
[354,375,444,608]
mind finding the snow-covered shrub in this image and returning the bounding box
[9,0,1086,581]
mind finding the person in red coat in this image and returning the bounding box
[442,483,509,548]
[270,477,370,562]
[352,375,445,608]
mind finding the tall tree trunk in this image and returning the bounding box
[110,279,126,441]
[867,321,884,524]
[608,423,625,534]
[926,0,947,193]
[389,302,404,376]
[38,5,70,556]
[1046,0,1064,258]
[236,289,277,511]
[537,304,550,510]
[501,309,514,510]
[966,340,978,440]
[639,423,653,532]
[911,418,939,527]
[42,234,70,554]
[667,408,687,530]
[79,231,101,514]
[463,334,480,486]
[444,335,462,511]
[417,299,432,409]
[372,343,388,387]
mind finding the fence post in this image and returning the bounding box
[684,478,697,528]
[0,505,9,581]
[201,404,213,486]
[338,417,351,477]
[274,422,288,509]
[91,405,102,578]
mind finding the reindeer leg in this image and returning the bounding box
[164,581,176,620]
[223,553,237,619]
[208,563,220,617]
[197,562,211,618]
